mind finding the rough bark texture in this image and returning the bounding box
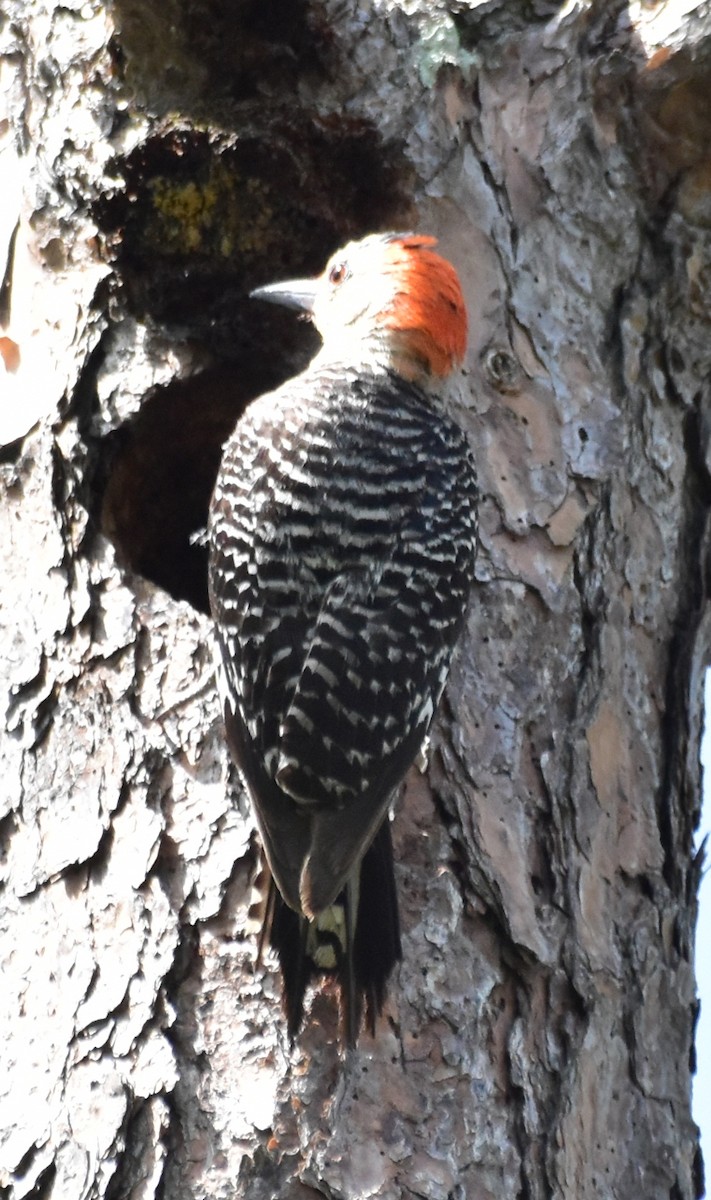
[1,1,709,1197]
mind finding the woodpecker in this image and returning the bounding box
[208,232,477,1045]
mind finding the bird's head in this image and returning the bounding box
[251,232,467,384]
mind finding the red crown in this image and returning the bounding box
[378,235,467,377]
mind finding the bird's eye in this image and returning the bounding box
[328,262,348,286]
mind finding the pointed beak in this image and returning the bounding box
[250,279,318,313]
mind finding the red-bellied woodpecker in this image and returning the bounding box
[208,232,477,1045]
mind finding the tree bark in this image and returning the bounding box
[1,1,708,1197]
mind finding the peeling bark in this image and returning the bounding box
[1,1,709,1197]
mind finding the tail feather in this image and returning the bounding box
[265,819,401,1045]
[354,816,402,1032]
[267,892,310,1041]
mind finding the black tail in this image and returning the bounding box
[266,818,401,1046]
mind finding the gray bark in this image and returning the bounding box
[1,1,708,1197]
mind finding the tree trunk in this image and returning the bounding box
[1,2,708,1197]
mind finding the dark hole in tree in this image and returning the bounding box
[101,370,234,613]
[99,337,314,613]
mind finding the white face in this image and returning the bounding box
[310,236,400,344]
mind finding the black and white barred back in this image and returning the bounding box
[208,361,477,1041]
